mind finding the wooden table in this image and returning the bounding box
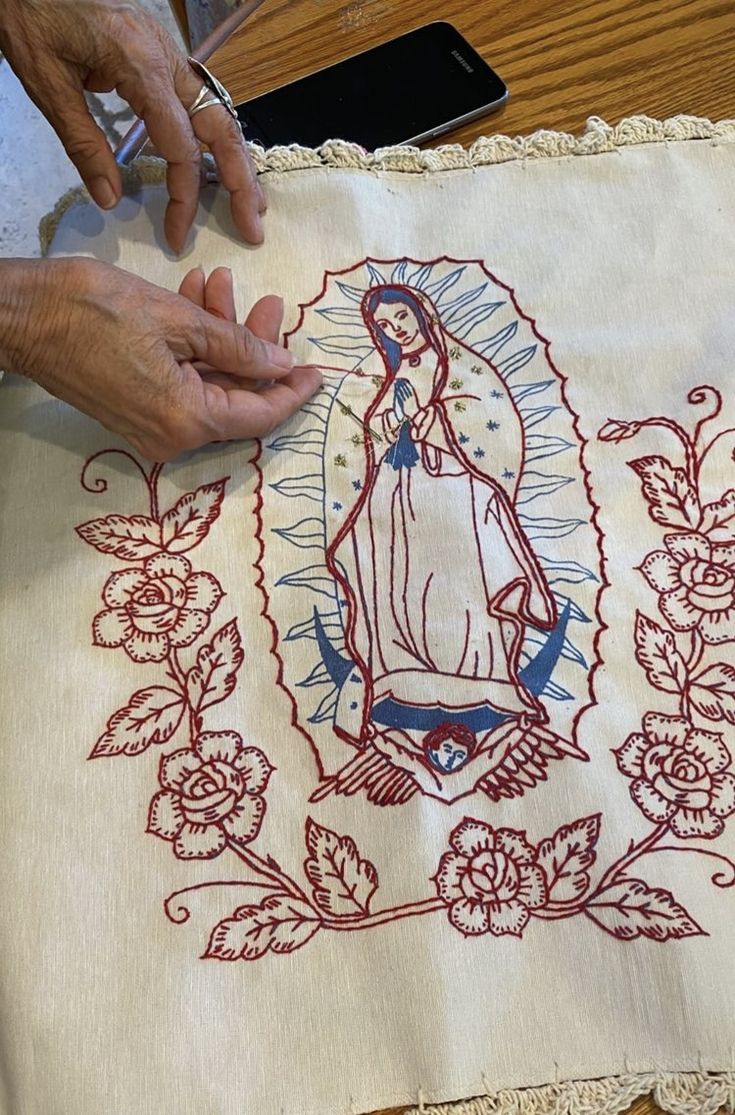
[210,0,735,144]
[210,4,735,1114]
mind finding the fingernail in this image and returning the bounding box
[90,177,117,210]
[266,343,295,369]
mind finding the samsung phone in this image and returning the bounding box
[235,22,508,150]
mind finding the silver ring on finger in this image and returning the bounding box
[186,57,239,121]
[188,86,224,119]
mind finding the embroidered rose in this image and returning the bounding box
[641,533,735,644]
[615,712,735,839]
[92,553,223,662]
[148,731,273,859]
[433,818,547,937]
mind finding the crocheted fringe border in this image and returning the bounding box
[402,1070,735,1115]
[39,113,735,254]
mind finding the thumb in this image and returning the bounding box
[172,303,297,380]
[41,68,121,210]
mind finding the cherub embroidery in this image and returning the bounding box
[257,258,603,805]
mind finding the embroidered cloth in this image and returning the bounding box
[2,117,735,1115]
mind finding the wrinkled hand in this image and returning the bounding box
[0,0,263,252]
[0,257,322,461]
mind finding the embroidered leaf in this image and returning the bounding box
[405,262,433,288]
[76,514,161,560]
[336,280,367,304]
[517,471,575,505]
[315,306,365,325]
[297,660,333,689]
[273,517,326,550]
[276,564,336,599]
[585,878,703,940]
[700,489,735,535]
[390,260,409,284]
[538,556,599,586]
[284,610,343,642]
[160,480,227,553]
[307,688,340,724]
[497,344,537,380]
[525,434,575,462]
[304,818,379,917]
[205,895,321,960]
[540,678,575,701]
[440,283,487,316]
[91,686,184,758]
[553,593,591,624]
[269,474,323,503]
[187,619,244,712]
[537,814,601,902]
[628,456,701,529]
[690,663,735,723]
[475,321,518,359]
[509,379,553,404]
[366,262,387,286]
[299,398,331,424]
[424,265,465,301]
[445,301,504,340]
[519,515,586,541]
[598,418,642,443]
[528,631,587,669]
[309,336,374,359]
[634,611,687,694]
[518,404,560,430]
[266,429,325,458]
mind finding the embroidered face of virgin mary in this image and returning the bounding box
[363,287,435,369]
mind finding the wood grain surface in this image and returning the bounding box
[210,0,735,144]
[209,4,733,1114]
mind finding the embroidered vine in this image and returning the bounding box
[76,392,735,959]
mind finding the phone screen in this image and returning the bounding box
[235,22,508,149]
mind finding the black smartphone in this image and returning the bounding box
[235,22,508,150]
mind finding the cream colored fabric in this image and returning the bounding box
[2,118,735,1115]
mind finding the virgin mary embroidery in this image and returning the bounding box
[256,257,603,806]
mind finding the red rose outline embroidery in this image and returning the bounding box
[640,532,735,645]
[75,291,735,961]
[92,553,223,664]
[148,731,273,859]
[434,818,548,937]
[615,712,735,839]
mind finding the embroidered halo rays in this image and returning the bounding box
[76,258,735,959]
[257,257,602,808]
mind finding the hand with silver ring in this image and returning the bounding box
[188,86,224,120]
[0,0,266,252]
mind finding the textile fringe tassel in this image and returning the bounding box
[38,113,735,254]
[402,1071,735,1115]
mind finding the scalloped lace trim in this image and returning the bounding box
[408,1070,735,1115]
[247,112,735,173]
[39,113,735,253]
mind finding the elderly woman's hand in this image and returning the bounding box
[0,257,322,461]
[0,0,263,252]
